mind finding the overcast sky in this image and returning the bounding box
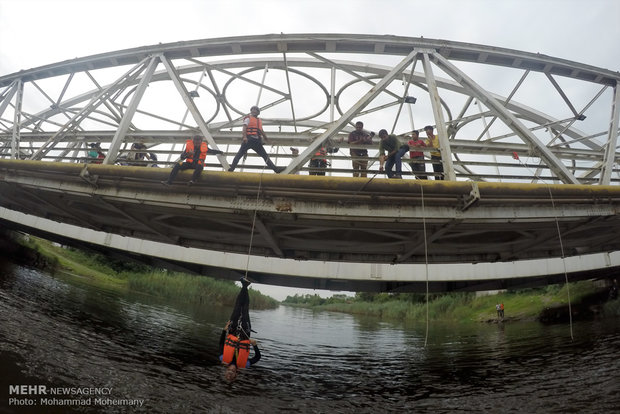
[1,0,619,300]
[1,0,619,75]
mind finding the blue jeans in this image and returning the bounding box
[385,145,409,178]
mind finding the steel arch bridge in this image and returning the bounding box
[1,34,619,292]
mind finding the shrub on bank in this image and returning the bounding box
[124,270,277,309]
[284,282,616,323]
[18,236,278,310]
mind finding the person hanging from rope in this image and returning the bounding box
[219,277,261,382]
[161,135,223,185]
[228,105,285,173]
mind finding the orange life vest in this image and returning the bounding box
[245,115,262,137]
[222,333,251,368]
[184,139,208,166]
[312,147,327,161]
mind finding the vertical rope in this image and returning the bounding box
[548,186,574,341]
[421,185,430,347]
[243,167,265,279]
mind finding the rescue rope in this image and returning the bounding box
[235,156,270,341]
[547,186,574,340]
[513,152,574,340]
[421,184,430,347]
[243,163,265,279]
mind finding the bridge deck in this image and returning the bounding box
[2,160,620,292]
[2,159,620,267]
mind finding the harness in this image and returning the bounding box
[245,116,262,138]
[184,140,208,166]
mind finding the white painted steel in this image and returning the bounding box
[1,34,618,182]
[2,206,619,292]
[1,34,620,291]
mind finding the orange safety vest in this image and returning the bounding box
[184,139,208,166]
[245,115,263,137]
[222,333,251,368]
[312,147,327,161]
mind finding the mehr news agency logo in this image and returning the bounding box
[8,385,145,408]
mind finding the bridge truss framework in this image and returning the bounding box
[1,34,619,292]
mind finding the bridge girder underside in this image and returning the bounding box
[1,161,620,265]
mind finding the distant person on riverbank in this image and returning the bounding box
[496,303,501,319]
[500,303,505,319]
[219,278,261,381]
[161,135,222,185]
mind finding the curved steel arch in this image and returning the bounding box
[0,33,618,183]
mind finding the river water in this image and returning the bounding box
[1,265,619,413]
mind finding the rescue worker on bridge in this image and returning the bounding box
[219,277,261,382]
[228,105,285,173]
[161,135,223,185]
[309,140,339,176]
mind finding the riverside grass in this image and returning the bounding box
[23,236,278,310]
[284,281,617,323]
[16,235,618,321]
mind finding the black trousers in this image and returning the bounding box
[167,161,203,182]
[228,285,251,339]
[230,137,278,172]
[409,156,427,179]
[431,155,444,180]
[309,159,327,175]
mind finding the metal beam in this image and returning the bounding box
[159,54,229,170]
[0,81,18,121]
[29,57,151,160]
[422,52,456,181]
[429,51,580,184]
[546,73,580,118]
[103,56,158,164]
[600,84,620,185]
[283,49,418,174]
[11,80,23,159]
[251,213,284,257]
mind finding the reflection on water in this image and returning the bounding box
[1,265,619,413]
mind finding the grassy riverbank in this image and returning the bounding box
[284,282,620,323]
[6,232,619,322]
[14,235,278,310]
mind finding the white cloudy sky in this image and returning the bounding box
[1,0,619,300]
[1,0,619,75]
